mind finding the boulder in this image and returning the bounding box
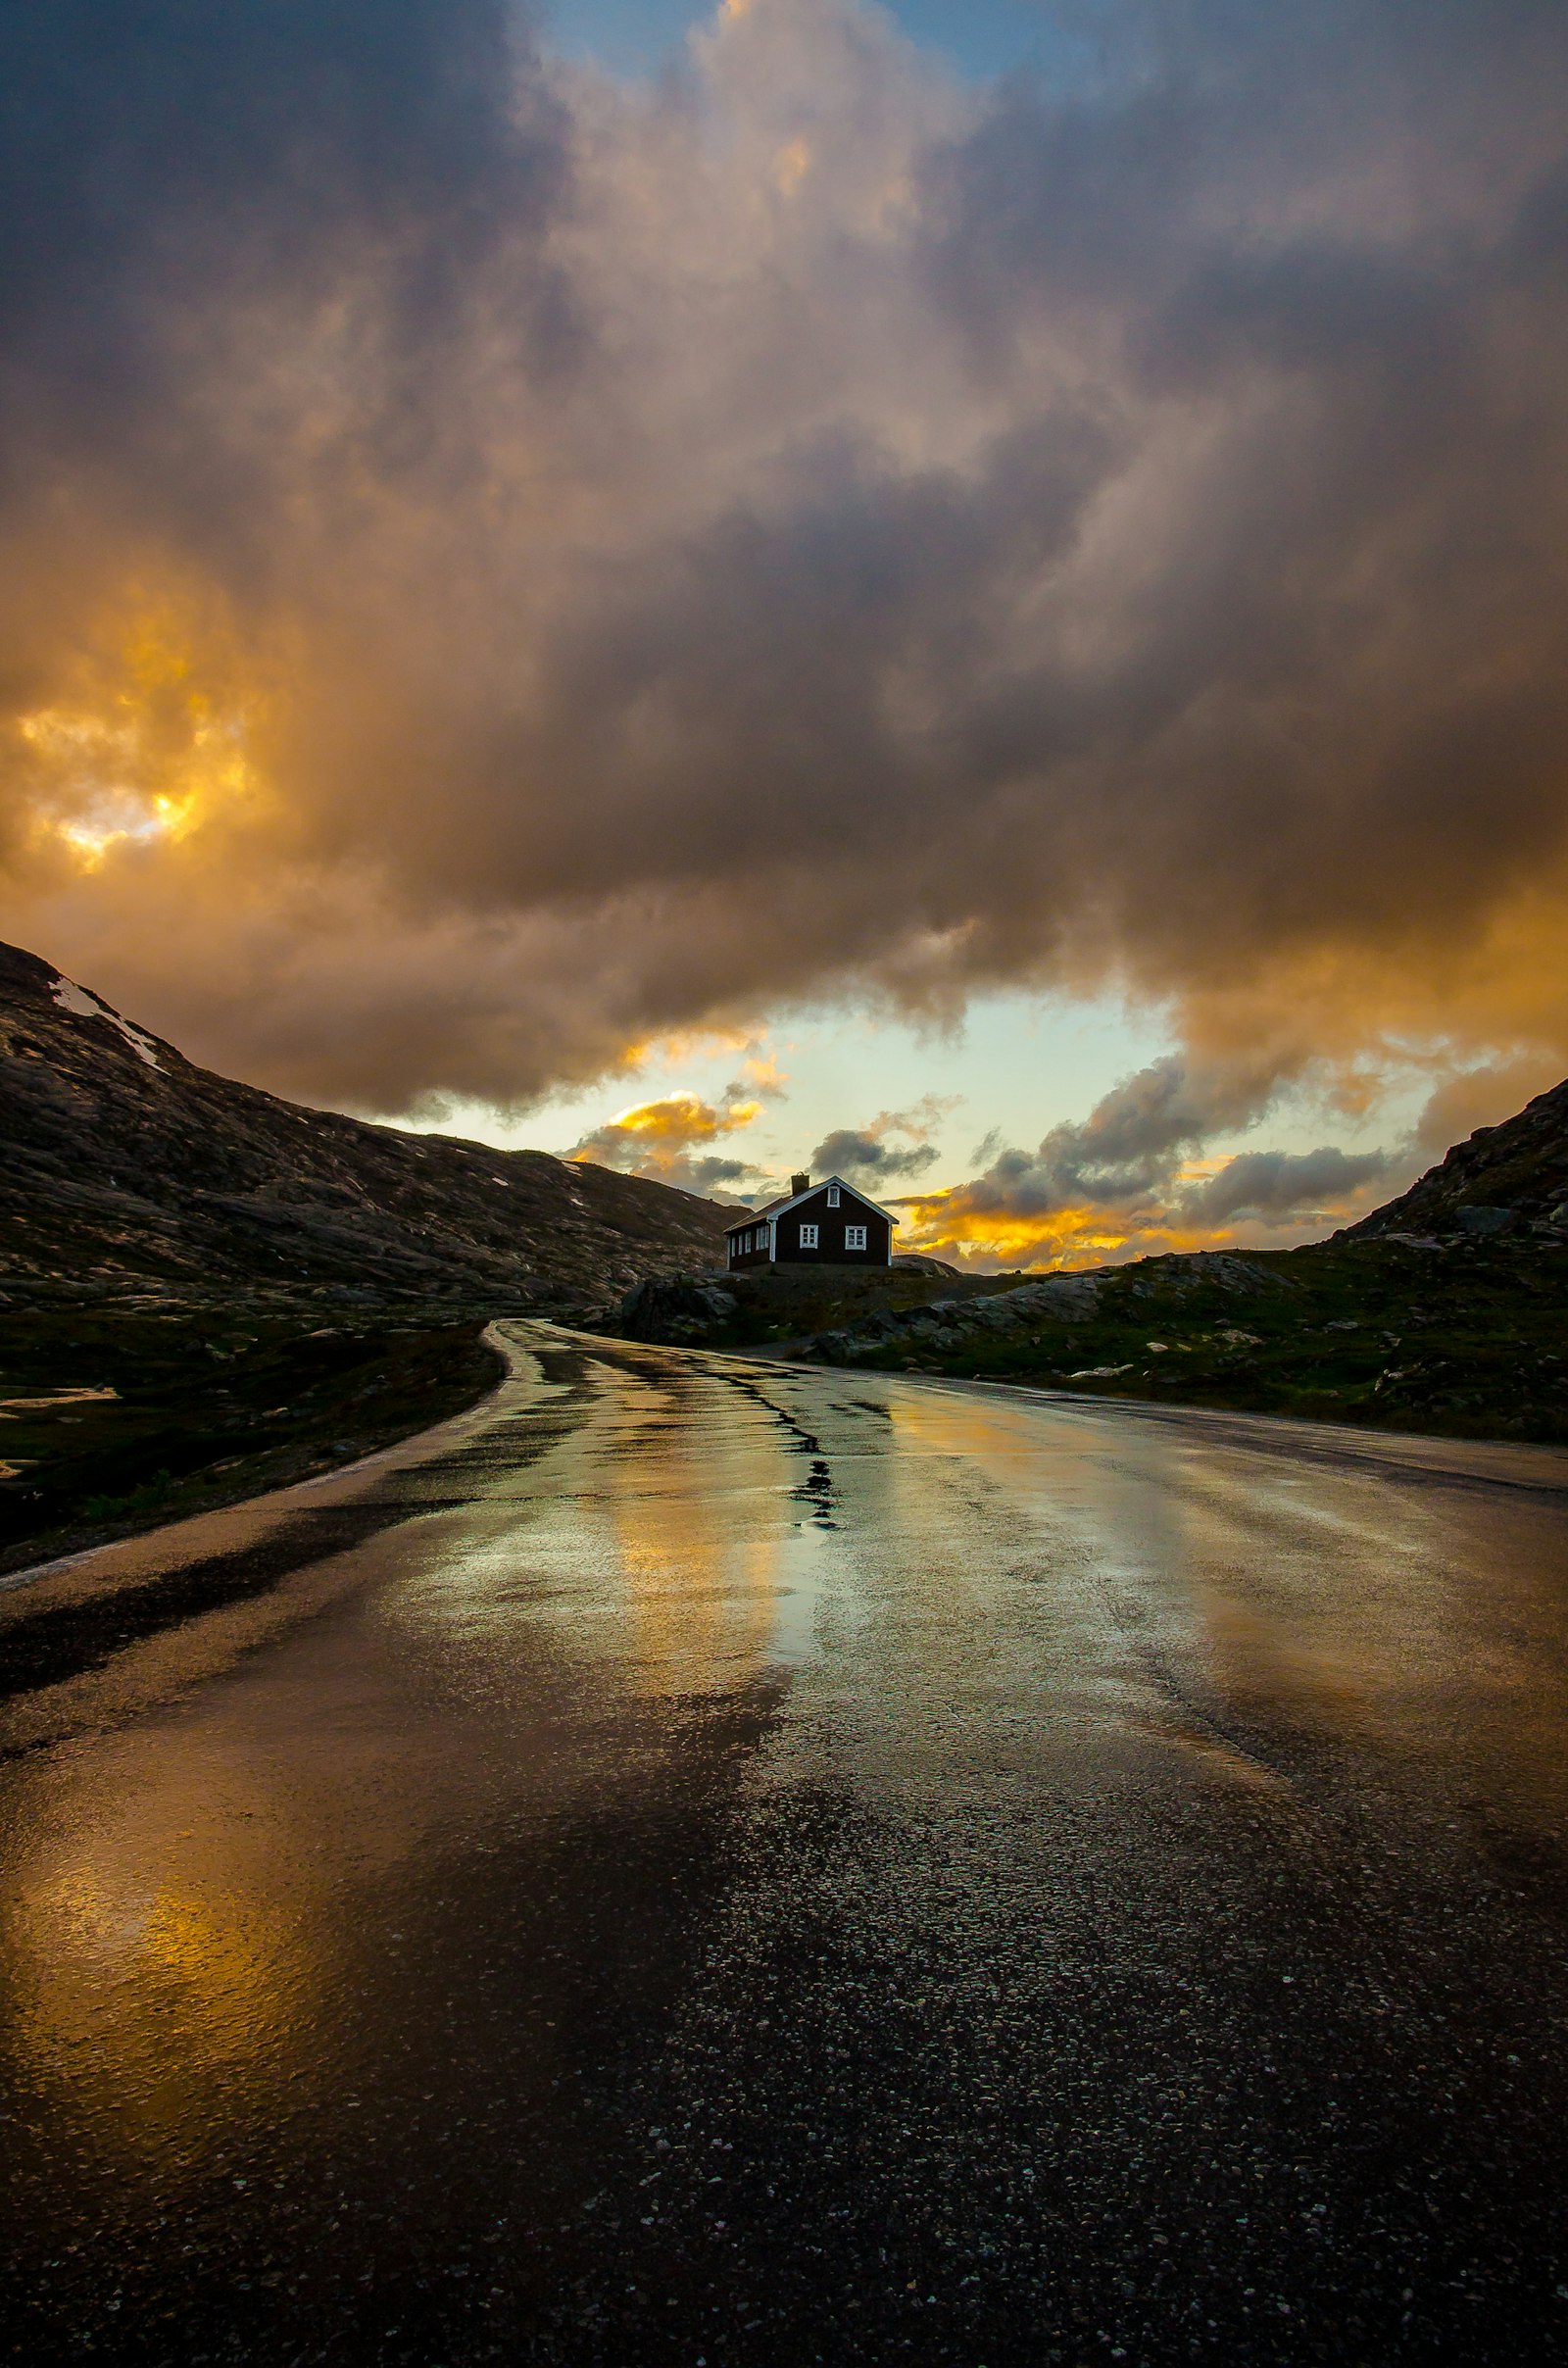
[1456,1206,1515,1237]
[996,1274,1102,1321]
[618,1276,738,1342]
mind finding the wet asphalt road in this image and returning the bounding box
[6,1328,1568,2366]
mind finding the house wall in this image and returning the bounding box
[725,1225,773,1270]
[771,1185,891,1266]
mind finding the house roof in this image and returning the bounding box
[723,1174,895,1235]
[726,1195,788,1227]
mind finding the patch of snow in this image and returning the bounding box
[0,1386,120,1410]
[50,973,162,1068]
[50,976,100,1018]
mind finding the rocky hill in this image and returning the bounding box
[1340,1077,1568,1243]
[0,940,729,1313]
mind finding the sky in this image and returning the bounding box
[547,0,1073,83]
[3,0,1568,1268]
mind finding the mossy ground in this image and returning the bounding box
[0,1309,503,1573]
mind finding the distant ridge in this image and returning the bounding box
[0,940,728,1310]
[1341,1077,1568,1244]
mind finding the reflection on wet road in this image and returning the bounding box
[6,1326,1568,2363]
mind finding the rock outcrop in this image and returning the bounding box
[1340,1077,1568,1245]
[0,940,730,1310]
[804,1271,1106,1359]
[618,1276,738,1342]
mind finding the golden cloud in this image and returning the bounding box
[570,1090,769,1198]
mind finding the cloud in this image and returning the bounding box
[927,1054,1280,1220]
[724,1051,790,1101]
[1410,1056,1568,1158]
[570,1089,765,1198]
[897,1053,1399,1264]
[1173,1146,1392,1226]
[809,1095,953,1182]
[1,0,1567,1124]
[810,1128,939,1181]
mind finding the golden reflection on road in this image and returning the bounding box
[6,1749,315,2166]
[889,1375,1568,1828]
[392,1355,839,1698]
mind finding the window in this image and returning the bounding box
[826,1185,840,1208]
[845,1224,867,1251]
[799,1223,819,1249]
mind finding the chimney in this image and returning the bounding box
[790,1171,809,1196]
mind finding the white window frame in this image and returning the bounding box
[799,1222,819,1249]
[844,1224,867,1251]
[826,1185,840,1208]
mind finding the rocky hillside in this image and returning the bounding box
[0,941,729,1312]
[1341,1077,1568,1243]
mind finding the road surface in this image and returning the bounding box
[5,1324,1568,2364]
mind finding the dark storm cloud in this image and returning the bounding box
[0,0,564,510]
[3,0,1568,1114]
[897,0,1568,997]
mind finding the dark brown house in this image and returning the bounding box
[725,1173,894,1271]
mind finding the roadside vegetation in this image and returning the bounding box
[0,1311,503,1575]
[614,1242,1568,1448]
